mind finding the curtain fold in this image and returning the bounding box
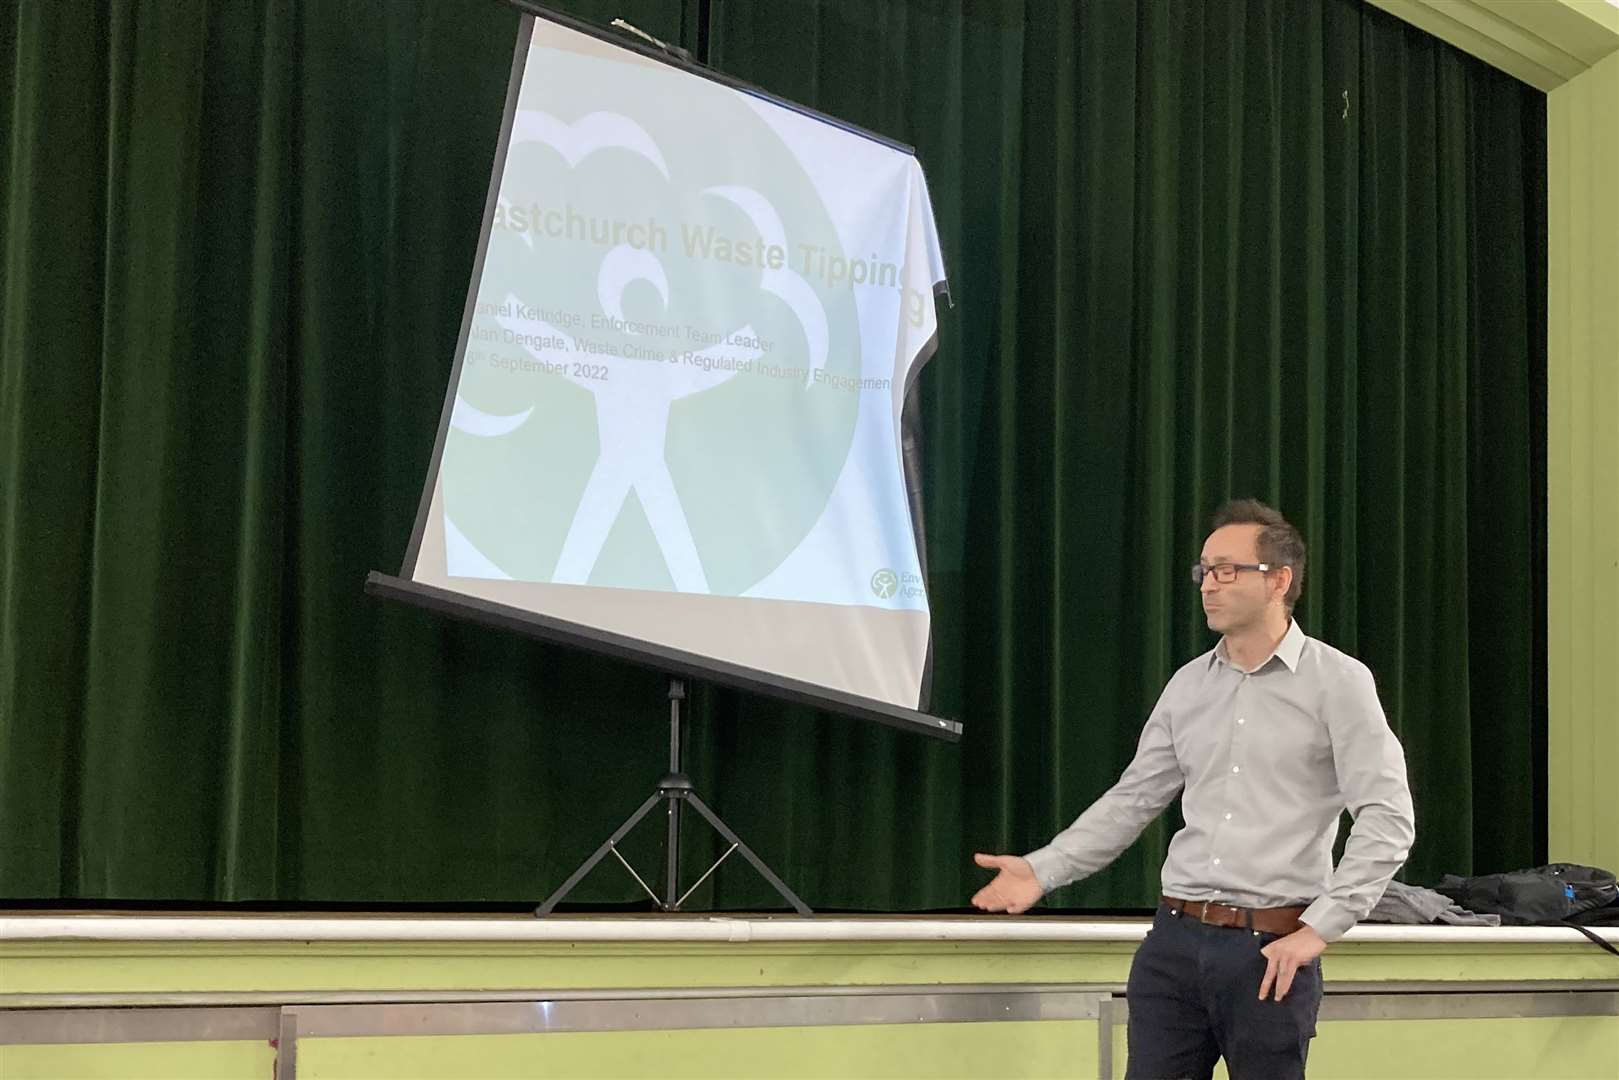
[0,0,1545,909]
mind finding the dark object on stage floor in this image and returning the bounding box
[1436,863,1617,923]
[1436,863,1619,955]
[1570,899,1619,927]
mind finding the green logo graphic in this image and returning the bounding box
[870,569,899,600]
[442,45,864,597]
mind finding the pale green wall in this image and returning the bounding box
[8,1019,1611,1080]
[2,938,1616,1080]
[0,1042,274,1080]
[1548,46,1619,875]
[6,937,1619,996]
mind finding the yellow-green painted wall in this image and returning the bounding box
[297,1023,1098,1080]
[6,1017,1614,1080]
[0,1042,273,1080]
[3,938,1616,1079]
[1548,46,1619,876]
[4,937,1618,997]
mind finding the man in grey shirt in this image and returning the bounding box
[972,499,1415,1080]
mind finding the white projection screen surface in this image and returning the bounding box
[397,10,953,731]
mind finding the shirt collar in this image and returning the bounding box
[1210,618,1306,675]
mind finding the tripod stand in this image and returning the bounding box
[535,677,812,916]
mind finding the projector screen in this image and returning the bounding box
[396,8,953,732]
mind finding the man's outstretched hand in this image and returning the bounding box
[970,853,1044,913]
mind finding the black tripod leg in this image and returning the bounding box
[535,791,665,917]
[682,791,813,916]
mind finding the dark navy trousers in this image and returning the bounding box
[1124,903,1323,1080]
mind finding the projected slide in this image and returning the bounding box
[405,13,947,712]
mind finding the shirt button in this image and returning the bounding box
[1225,812,1232,820]
[1213,858,1222,865]
[1232,765,1240,774]
[1237,717,1246,725]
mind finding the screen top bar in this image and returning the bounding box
[499,0,915,157]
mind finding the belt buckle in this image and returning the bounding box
[1199,902,1242,929]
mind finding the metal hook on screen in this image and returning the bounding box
[611,18,692,63]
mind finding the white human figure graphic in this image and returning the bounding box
[450,110,830,593]
[495,300,755,593]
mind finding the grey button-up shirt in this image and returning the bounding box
[1024,620,1415,942]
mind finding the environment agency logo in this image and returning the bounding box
[440,42,863,598]
[870,569,899,600]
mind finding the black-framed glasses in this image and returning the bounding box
[1190,562,1272,586]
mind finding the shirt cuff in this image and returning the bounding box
[1020,847,1066,895]
[1300,896,1358,943]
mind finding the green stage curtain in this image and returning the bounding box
[0,0,1545,908]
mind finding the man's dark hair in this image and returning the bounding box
[1209,498,1306,610]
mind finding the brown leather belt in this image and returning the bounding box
[1163,895,1307,936]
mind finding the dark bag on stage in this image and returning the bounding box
[1436,864,1619,956]
[1571,900,1619,927]
[1436,863,1617,923]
